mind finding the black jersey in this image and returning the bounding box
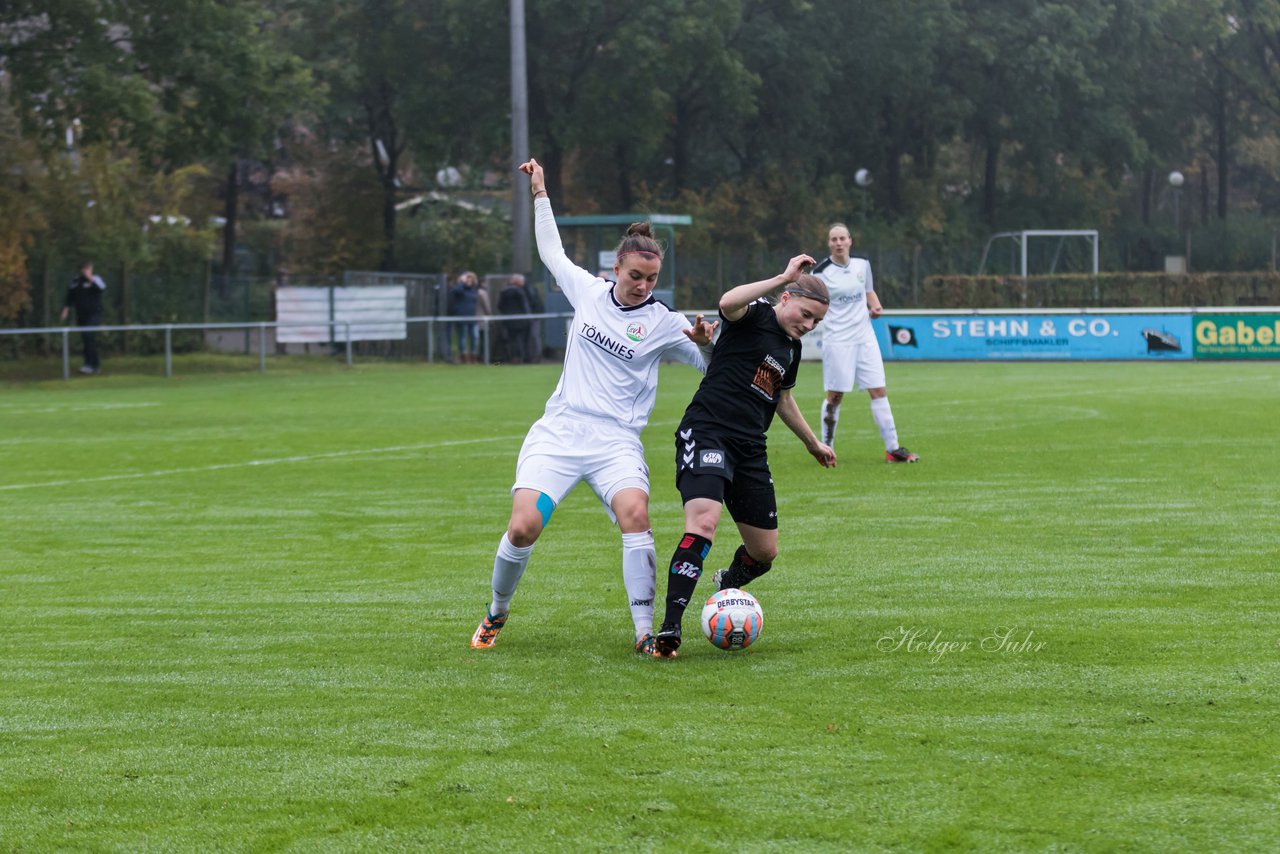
[678,299,801,443]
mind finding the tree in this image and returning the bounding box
[288,0,507,271]
[0,0,165,154]
[1223,0,1280,119]
[647,0,761,195]
[937,1,1131,226]
[0,84,43,324]
[805,0,962,224]
[522,0,656,205]
[134,0,311,290]
[2,1,312,293]
[1096,0,1205,226]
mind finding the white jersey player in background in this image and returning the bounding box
[811,222,919,463]
[471,158,717,655]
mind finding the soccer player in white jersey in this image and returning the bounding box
[471,158,716,656]
[811,223,919,463]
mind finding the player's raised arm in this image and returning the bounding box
[518,158,597,307]
[719,254,816,322]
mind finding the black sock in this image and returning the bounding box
[661,533,713,628]
[718,544,773,589]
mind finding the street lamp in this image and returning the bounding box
[65,118,82,170]
[1168,170,1188,273]
[855,168,872,226]
[1168,170,1184,232]
[511,0,531,273]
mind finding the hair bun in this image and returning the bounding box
[615,221,665,260]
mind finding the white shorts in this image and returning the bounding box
[513,413,650,523]
[822,338,886,392]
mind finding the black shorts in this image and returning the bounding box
[674,426,777,530]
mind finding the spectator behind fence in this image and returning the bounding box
[475,273,492,362]
[497,274,533,363]
[525,275,545,362]
[60,261,106,375]
[447,271,479,363]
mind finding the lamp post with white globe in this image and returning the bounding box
[1168,170,1184,233]
[855,168,872,227]
[1168,170,1190,272]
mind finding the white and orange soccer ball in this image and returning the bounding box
[700,588,764,650]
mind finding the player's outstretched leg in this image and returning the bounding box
[634,632,662,657]
[886,446,920,463]
[612,490,662,657]
[656,532,713,657]
[821,399,841,447]
[471,610,508,649]
[470,533,534,648]
[624,531,665,657]
[870,395,919,463]
[713,544,773,590]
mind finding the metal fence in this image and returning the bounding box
[0,314,595,379]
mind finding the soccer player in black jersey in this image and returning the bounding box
[655,254,837,657]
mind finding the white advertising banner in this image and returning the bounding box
[276,286,408,343]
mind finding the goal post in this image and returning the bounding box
[977,230,1099,277]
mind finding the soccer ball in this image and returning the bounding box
[700,588,764,650]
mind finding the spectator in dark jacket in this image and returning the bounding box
[60,262,106,374]
[525,277,545,363]
[496,274,533,363]
[447,271,480,363]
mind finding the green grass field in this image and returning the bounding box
[2,357,1277,852]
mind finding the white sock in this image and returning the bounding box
[821,400,841,446]
[621,531,656,640]
[870,396,899,451]
[489,532,534,616]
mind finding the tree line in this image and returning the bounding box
[4,0,1280,324]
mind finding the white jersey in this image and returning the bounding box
[812,255,875,345]
[534,197,706,434]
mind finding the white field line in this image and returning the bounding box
[0,401,162,413]
[902,371,1275,410]
[0,435,521,492]
[939,406,1102,434]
